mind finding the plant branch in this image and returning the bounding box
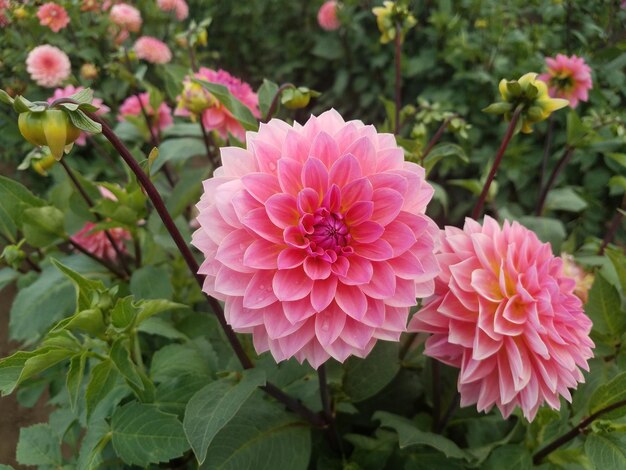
[394,23,402,135]
[420,117,452,165]
[598,192,626,255]
[539,115,555,192]
[68,239,128,280]
[318,364,343,453]
[535,145,575,216]
[472,106,523,219]
[533,398,626,465]
[263,83,295,123]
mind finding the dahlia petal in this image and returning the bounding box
[361,298,386,328]
[329,153,362,188]
[315,303,346,347]
[342,255,373,285]
[386,277,417,307]
[304,257,332,280]
[277,318,316,357]
[264,304,304,340]
[241,208,284,243]
[252,139,282,174]
[243,239,281,269]
[341,177,374,210]
[282,129,311,162]
[276,158,304,195]
[382,220,416,256]
[220,147,258,177]
[341,317,375,350]
[243,270,278,308]
[216,229,256,272]
[302,157,329,195]
[277,248,308,269]
[344,136,376,174]
[265,193,299,228]
[241,173,281,203]
[273,266,314,301]
[283,297,316,323]
[309,131,340,168]
[335,283,368,320]
[225,297,264,329]
[354,239,393,261]
[371,188,404,226]
[345,201,374,226]
[297,187,321,214]
[311,276,338,311]
[215,266,253,296]
[360,261,396,299]
[350,221,384,243]
[472,327,501,360]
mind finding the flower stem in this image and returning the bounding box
[598,192,626,255]
[59,158,132,277]
[471,106,523,220]
[263,83,295,123]
[420,116,452,166]
[68,238,128,280]
[539,115,555,192]
[318,364,343,453]
[535,146,575,216]
[533,398,626,465]
[431,359,441,432]
[394,23,402,135]
[87,112,324,427]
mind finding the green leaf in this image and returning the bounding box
[111,296,138,329]
[482,444,532,470]
[0,268,18,292]
[422,143,468,175]
[110,338,144,390]
[0,175,45,240]
[67,352,87,411]
[586,274,625,337]
[86,360,120,418]
[138,316,188,340]
[585,433,626,470]
[151,137,206,174]
[184,369,266,464]
[67,87,94,104]
[166,167,210,218]
[137,299,186,324]
[194,79,259,132]
[150,342,213,383]
[15,424,62,467]
[15,348,74,393]
[111,402,189,466]
[50,258,105,311]
[155,375,207,417]
[566,110,588,147]
[200,397,311,470]
[375,411,470,460]
[518,216,566,253]
[545,187,588,213]
[67,109,102,134]
[0,89,14,105]
[589,372,626,420]
[130,265,173,300]
[0,350,47,396]
[606,249,626,295]
[22,206,66,247]
[76,418,110,470]
[258,79,279,117]
[343,342,400,402]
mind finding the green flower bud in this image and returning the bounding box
[18,109,81,160]
[2,245,26,269]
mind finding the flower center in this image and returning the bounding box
[307,208,351,252]
[551,73,573,91]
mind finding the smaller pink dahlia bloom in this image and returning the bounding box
[37,2,70,32]
[560,253,594,304]
[26,45,71,88]
[134,36,172,64]
[118,92,173,133]
[175,68,260,141]
[71,222,130,261]
[538,54,592,108]
[48,86,109,145]
[109,3,142,32]
[157,0,188,20]
[409,217,594,421]
[193,109,440,368]
[318,1,341,31]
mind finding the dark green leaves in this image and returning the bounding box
[343,342,400,402]
[15,424,62,467]
[586,274,625,337]
[585,433,626,470]
[184,369,266,464]
[589,372,626,420]
[194,79,259,132]
[111,402,189,466]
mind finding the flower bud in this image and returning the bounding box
[177,80,214,116]
[18,109,81,160]
[80,63,98,80]
[1,245,26,269]
[281,87,319,110]
[13,7,28,19]
[32,153,58,176]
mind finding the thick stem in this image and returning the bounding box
[533,398,626,465]
[535,146,575,216]
[539,115,555,192]
[431,359,441,432]
[318,364,343,453]
[420,117,452,166]
[262,83,295,123]
[471,106,523,220]
[394,23,402,135]
[598,193,626,255]
[87,112,323,426]
[59,159,132,277]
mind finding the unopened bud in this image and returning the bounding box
[18,109,81,160]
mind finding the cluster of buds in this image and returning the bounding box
[372,1,417,44]
[280,86,320,110]
[484,72,569,133]
[175,79,215,119]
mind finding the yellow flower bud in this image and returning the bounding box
[177,80,214,116]
[80,63,99,80]
[32,153,58,176]
[18,110,81,160]
[13,7,28,19]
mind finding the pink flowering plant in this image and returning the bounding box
[0,1,625,469]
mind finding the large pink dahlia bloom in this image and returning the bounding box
[408,217,594,421]
[318,1,341,31]
[176,68,260,142]
[26,45,71,88]
[193,110,440,368]
[538,54,592,108]
[134,36,172,64]
[37,2,70,32]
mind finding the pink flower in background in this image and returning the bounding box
[409,217,594,421]
[318,1,341,31]
[134,36,172,64]
[37,2,70,32]
[0,0,9,27]
[538,54,592,108]
[26,45,71,88]
[118,92,173,133]
[48,85,109,145]
[175,68,260,141]
[71,222,130,261]
[560,253,594,304]
[157,0,188,20]
[109,3,142,32]
[193,109,440,368]
[81,0,102,12]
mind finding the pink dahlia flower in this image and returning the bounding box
[26,45,71,88]
[175,68,260,141]
[409,217,594,421]
[71,222,130,261]
[37,2,70,32]
[538,54,592,108]
[109,3,142,32]
[134,36,172,64]
[192,109,441,368]
[157,0,188,20]
[118,92,173,133]
[318,1,341,31]
[560,253,594,304]
[48,85,109,145]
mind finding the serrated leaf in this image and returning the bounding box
[567,110,588,147]
[258,79,279,117]
[151,137,207,174]
[150,342,213,383]
[22,206,66,247]
[375,411,470,460]
[0,350,48,395]
[136,299,187,325]
[130,265,173,300]
[483,444,532,470]
[184,369,266,464]
[0,175,45,240]
[344,342,400,402]
[51,258,105,311]
[111,296,138,329]
[194,79,259,132]
[86,360,120,418]
[138,316,188,340]
[67,109,102,134]
[200,397,311,470]
[111,402,189,466]
[545,187,588,212]
[423,143,468,175]
[67,352,87,411]
[15,424,62,467]
[68,87,94,104]
[586,274,625,337]
[585,433,626,470]
[589,372,626,420]
[110,338,144,390]
[155,375,206,417]
[606,249,626,295]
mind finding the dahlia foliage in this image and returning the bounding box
[193,110,440,368]
[409,217,594,420]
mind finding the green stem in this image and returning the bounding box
[420,116,452,166]
[535,146,575,216]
